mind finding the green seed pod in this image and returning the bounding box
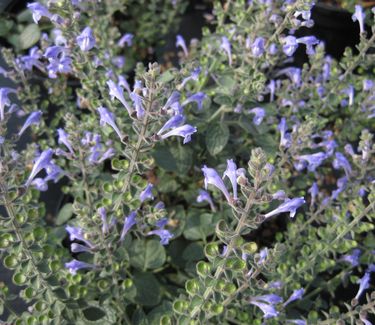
[160,315,172,325]
[242,242,258,254]
[25,287,34,299]
[173,300,189,314]
[103,183,113,193]
[13,273,27,285]
[223,283,237,295]
[123,278,133,289]
[204,243,219,259]
[210,303,224,315]
[185,279,200,296]
[4,255,18,269]
[196,261,211,277]
[214,279,226,291]
[98,279,109,291]
[49,261,60,273]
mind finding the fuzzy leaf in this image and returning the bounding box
[206,123,229,156]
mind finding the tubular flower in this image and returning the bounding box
[197,189,216,212]
[97,106,123,140]
[140,183,154,202]
[220,36,232,65]
[352,5,366,34]
[223,159,239,200]
[107,80,132,115]
[283,288,305,306]
[147,229,174,245]
[76,27,96,51]
[120,211,137,241]
[160,124,197,144]
[182,92,206,110]
[65,259,95,275]
[176,35,188,57]
[66,225,95,248]
[157,114,185,135]
[25,148,54,187]
[354,272,370,300]
[264,197,305,219]
[18,111,42,137]
[202,165,231,203]
[118,33,133,47]
[248,107,265,125]
[0,88,17,121]
[57,128,74,154]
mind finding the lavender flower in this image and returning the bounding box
[220,36,232,65]
[294,152,327,172]
[354,272,370,300]
[71,243,92,253]
[120,211,137,241]
[140,183,154,202]
[282,36,298,56]
[162,91,181,111]
[352,5,366,34]
[65,259,95,275]
[308,182,318,206]
[31,178,48,191]
[341,249,361,267]
[202,165,231,203]
[223,159,239,200]
[283,288,305,306]
[248,107,265,125]
[249,300,279,319]
[157,115,185,135]
[57,128,74,154]
[278,118,291,148]
[176,35,188,57]
[147,229,173,245]
[272,190,287,201]
[44,46,65,60]
[118,33,133,47]
[46,55,72,78]
[182,92,206,110]
[98,148,116,163]
[98,207,108,234]
[264,197,305,219]
[333,152,352,177]
[107,80,132,115]
[197,189,216,211]
[297,36,319,55]
[331,176,347,200]
[25,148,54,187]
[27,2,51,24]
[17,111,42,137]
[0,88,17,121]
[66,225,95,248]
[97,106,123,140]
[180,67,201,88]
[44,162,62,183]
[160,124,197,144]
[363,79,373,91]
[76,27,96,51]
[130,93,145,119]
[251,37,265,57]
[20,47,44,71]
[255,294,283,305]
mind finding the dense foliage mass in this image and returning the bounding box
[0,0,374,324]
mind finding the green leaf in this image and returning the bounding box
[0,20,14,37]
[129,239,166,270]
[19,24,41,50]
[152,145,177,172]
[206,123,229,156]
[82,306,106,321]
[170,145,193,175]
[183,211,216,241]
[132,272,161,306]
[56,203,74,226]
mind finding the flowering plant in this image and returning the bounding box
[0,0,374,324]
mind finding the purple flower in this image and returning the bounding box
[249,300,279,319]
[76,27,96,51]
[223,159,239,200]
[147,229,173,245]
[220,36,232,66]
[20,47,44,71]
[202,165,231,203]
[282,36,298,56]
[44,46,66,60]
[265,197,305,219]
[278,118,291,148]
[341,249,361,267]
[130,93,145,119]
[120,211,137,241]
[267,80,276,102]
[297,36,319,55]
[0,88,17,121]
[284,288,305,306]
[342,85,354,106]
[272,190,287,200]
[333,152,352,177]
[98,207,108,234]
[154,201,165,210]
[176,35,188,57]
[294,152,327,172]
[248,107,265,125]
[255,294,283,305]
[44,162,62,183]
[354,272,370,300]
[18,111,42,136]
[157,114,185,135]
[197,189,216,211]
[182,92,206,110]
[27,2,51,24]
[352,5,366,34]
[118,33,133,47]
[331,176,347,200]
[97,106,123,141]
[162,91,181,112]
[256,248,268,265]
[308,182,318,206]
[160,124,197,144]
[155,218,168,228]
[180,67,201,88]
[66,225,95,248]
[46,55,72,78]
[251,37,265,57]
[71,243,92,253]
[65,259,95,275]
[107,80,132,115]
[31,178,48,191]
[287,320,307,325]
[98,148,116,163]
[57,128,74,154]
[363,79,373,91]
[140,183,154,202]
[25,148,54,187]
